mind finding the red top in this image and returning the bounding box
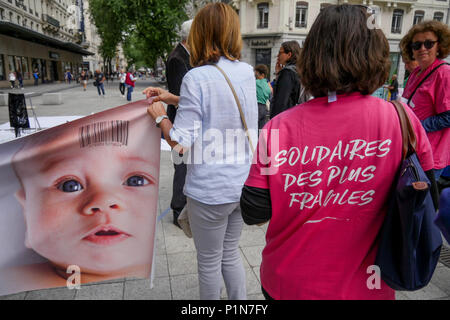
[402,58,450,169]
[125,72,135,87]
[245,93,434,299]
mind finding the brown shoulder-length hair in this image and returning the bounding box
[188,3,242,67]
[299,4,390,97]
[400,20,450,61]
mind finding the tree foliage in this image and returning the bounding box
[88,0,189,69]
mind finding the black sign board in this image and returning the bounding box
[8,93,30,137]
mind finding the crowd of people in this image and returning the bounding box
[143,3,449,300]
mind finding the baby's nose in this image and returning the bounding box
[84,204,119,216]
[82,195,122,216]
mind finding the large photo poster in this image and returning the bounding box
[0,101,161,296]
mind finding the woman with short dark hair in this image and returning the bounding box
[399,20,450,180]
[269,40,302,119]
[240,4,435,300]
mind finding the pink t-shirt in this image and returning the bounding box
[402,59,450,169]
[245,93,434,300]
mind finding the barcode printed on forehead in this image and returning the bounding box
[79,120,129,148]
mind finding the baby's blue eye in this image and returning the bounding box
[125,175,149,187]
[58,180,83,192]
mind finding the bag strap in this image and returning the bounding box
[391,100,417,160]
[214,64,255,154]
[407,63,449,105]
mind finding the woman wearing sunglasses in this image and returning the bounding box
[400,20,450,180]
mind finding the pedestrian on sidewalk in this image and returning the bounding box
[387,74,399,101]
[9,71,16,89]
[16,70,24,90]
[254,64,271,129]
[125,68,136,101]
[67,70,72,84]
[94,69,106,97]
[269,41,302,119]
[145,2,257,300]
[80,70,88,91]
[165,18,193,228]
[240,3,436,300]
[33,69,39,86]
[400,20,450,181]
[119,69,126,97]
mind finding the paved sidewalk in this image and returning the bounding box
[0,81,449,300]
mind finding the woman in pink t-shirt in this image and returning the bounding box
[400,20,450,179]
[240,4,436,300]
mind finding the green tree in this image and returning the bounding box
[89,0,189,71]
[88,0,128,73]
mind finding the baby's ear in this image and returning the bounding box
[14,189,30,248]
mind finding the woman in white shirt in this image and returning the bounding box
[119,70,126,97]
[145,3,258,300]
[9,72,16,89]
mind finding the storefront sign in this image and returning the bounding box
[250,39,272,48]
[49,51,60,60]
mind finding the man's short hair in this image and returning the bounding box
[181,19,193,42]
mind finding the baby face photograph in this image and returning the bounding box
[0,100,161,295]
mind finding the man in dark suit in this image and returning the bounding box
[166,19,193,228]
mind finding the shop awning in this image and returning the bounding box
[0,21,94,56]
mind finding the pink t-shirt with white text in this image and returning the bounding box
[245,93,434,300]
[402,58,450,169]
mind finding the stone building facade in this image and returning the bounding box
[233,0,450,85]
[0,0,96,87]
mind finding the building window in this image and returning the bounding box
[295,2,308,28]
[433,12,444,22]
[21,56,30,79]
[0,55,5,81]
[413,10,424,25]
[257,3,269,29]
[8,55,16,73]
[391,9,403,34]
[14,56,23,75]
[0,8,4,20]
[255,48,271,79]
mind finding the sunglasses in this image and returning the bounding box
[411,40,438,51]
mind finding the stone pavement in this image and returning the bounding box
[0,80,449,300]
